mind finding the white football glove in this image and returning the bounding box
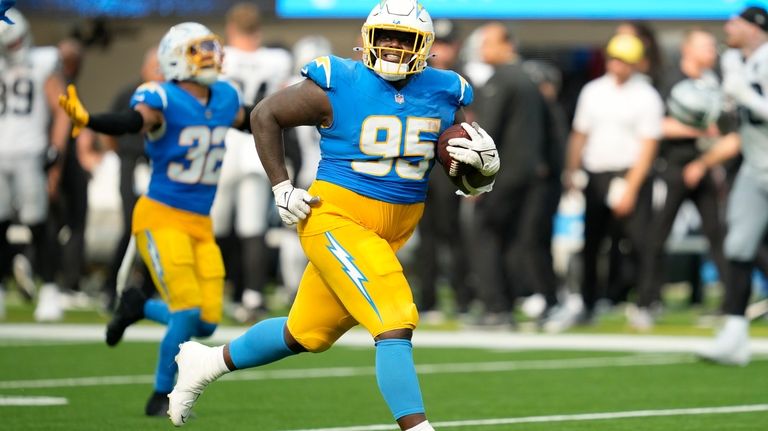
[272,180,319,227]
[446,122,500,176]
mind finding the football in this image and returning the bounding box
[436,124,475,177]
[435,123,496,194]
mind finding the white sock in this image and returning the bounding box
[723,315,748,335]
[406,421,434,431]
[210,345,231,378]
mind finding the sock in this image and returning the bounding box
[228,317,296,369]
[723,260,753,316]
[723,315,748,335]
[406,421,434,431]
[375,339,425,420]
[196,320,217,338]
[143,299,170,324]
[155,308,200,393]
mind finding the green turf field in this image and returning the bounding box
[2,339,767,431]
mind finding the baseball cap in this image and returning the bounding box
[606,33,644,64]
[740,6,768,32]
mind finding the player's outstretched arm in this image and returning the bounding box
[250,79,331,225]
[58,84,162,137]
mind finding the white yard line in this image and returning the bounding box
[283,404,768,431]
[0,396,68,406]
[1,323,768,353]
[0,354,694,390]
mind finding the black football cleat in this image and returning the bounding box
[145,390,170,417]
[105,287,147,347]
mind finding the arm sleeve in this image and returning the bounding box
[87,110,144,135]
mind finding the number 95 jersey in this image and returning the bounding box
[302,55,472,204]
[130,80,241,215]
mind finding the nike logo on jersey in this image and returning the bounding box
[300,68,308,75]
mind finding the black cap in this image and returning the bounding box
[740,6,768,32]
[433,19,457,43]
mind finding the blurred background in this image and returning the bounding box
[4,0,768,332]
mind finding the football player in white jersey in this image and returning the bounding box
[211,2,293,321]
[696,6,768,366]
[0,8,70,321]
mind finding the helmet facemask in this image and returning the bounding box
[184,35,223,85]
[362,24,433,81]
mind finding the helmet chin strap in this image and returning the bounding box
[192,68,219,86]
[373,58,409,81]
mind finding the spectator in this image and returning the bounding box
[415,19,474,323]
[0,8,70,321]
[698,6,768,366]
[468,22,549,327]
[51,37,92,301]
[522,59,569,323]
[549,33,663,332]
[637,28,728,325]
[616,21,664,90]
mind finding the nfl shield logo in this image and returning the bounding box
[394,93,405,104]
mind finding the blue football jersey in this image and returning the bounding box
[130,80,241,215]
[301,55,473,204]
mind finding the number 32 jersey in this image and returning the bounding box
[302,55,472,204]
[130,80,241,215]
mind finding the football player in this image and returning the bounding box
[696,6,768,366]
[0,8,70,321]
[58,22,251,415]
[168,1,499,430]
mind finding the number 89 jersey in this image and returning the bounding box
[0,47,59,157]
[302,55,473,204]
[130,80,241,215]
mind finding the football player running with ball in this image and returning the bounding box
[168,1,499,430]
[58,23,251,416]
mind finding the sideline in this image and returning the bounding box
[2,323,768,353]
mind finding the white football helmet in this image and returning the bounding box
[361,0,434,81]
[667,75,723,130]
[0,8,32,65]
[158,22,223,86]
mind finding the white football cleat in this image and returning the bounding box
[697,315,750,367]
[168,342,228,426]
[34,283,63,322]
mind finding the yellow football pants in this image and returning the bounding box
[287,181,424,352]
[132,196,225,323]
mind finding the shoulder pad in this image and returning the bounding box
[130,81,168,111]
[301,55,350,90]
